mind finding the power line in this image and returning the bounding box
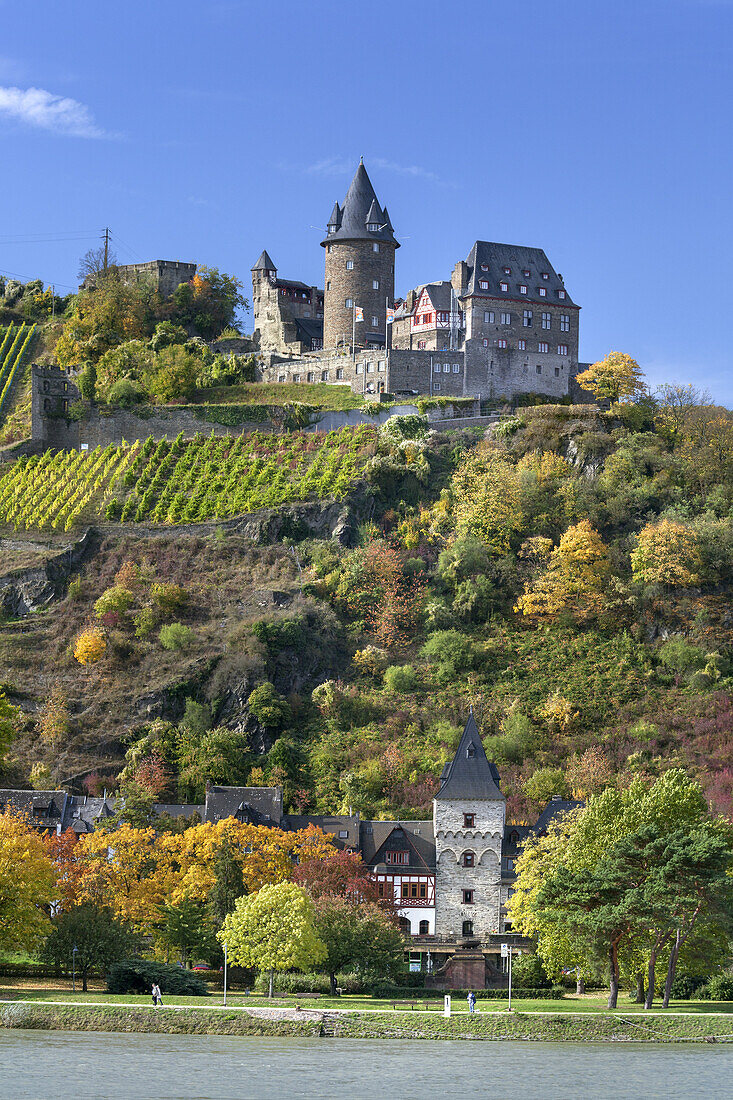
[0,235,100,245]
[0,265,76,291]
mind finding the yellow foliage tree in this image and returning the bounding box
[0,811,57,951]
[515,520,611,623]
[219,881,326,998]
[74,627,107,665]
[54,271,155,366]
[75,824,171,930]
[450,443,522,553]
[575,352,645,404]
[517,450,571,483]
[630,520,703,587]
[38,681,71,745]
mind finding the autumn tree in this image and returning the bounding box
[74,626,107,665]
[46,828,86,911]
[0,692,21,763]
[630,520,703,587]
[0,811,57,951]
[515,520,612,623]
[219,881,326,998]
[337,542,425,649]
[55,271,157,367]
[449,444,523,553]
[566,747,615,799]
[575,352,646,404]
[294,849,383,907]
[38,681,71,747]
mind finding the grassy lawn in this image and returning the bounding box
[189,382,365,410]
[3,987,732,1015]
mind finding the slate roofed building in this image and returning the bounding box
[0,789,68,832]
[250,251,324,355]
[203,784,283,827]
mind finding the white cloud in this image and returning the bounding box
[0,85,107,138]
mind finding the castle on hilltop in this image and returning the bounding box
[252,160,582,402]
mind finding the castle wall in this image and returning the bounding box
[260,348,468,398]
[434,798,506,938]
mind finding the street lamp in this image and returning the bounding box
[223,942,228,1007]
[72,945,78,994]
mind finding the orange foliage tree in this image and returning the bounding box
[339,542,425,649]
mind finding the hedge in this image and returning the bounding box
[370,984,564,1000]
[107,959,209,997]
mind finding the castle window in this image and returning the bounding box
[536,365,542,374]
[327,244,332,253]
[497,339,507,349]
[372,316,379,327]
[307,372,315,383]
[419,919,429,934]
[43,380,50,393]
[418,340,426,349]
[558,289,566,299]
[542,312,551,329]
[479,280,488,290]
[538,342,549,353]
[278,375,286,383]
[558,344,568,356]
[518,339,526,351]
[519,285,527,295]
[372,279,379,290]
[366,362,374,373]
[434,382,440,391]
[378,360,386,371]
[463,851,475,867]
[539,287,547,297]
[373,242,380,252]
[345,298,353,308]
[555,367,560,377]
[346,261,354,271]
[433,362,441,373]
[321,370,329,381]
[484,311,494,323]
[336,368,344,379]
[523,310,533,326]
[463,889,474,905]
[560,316,570,333]
[293,373,301,383]
[326,281,331,291]
[385,850,409,865]
[443,363,450,373]
[499,282,508,292]
[482,339,488,347]
[356,364,364,374]
[500,312,511,325]
[462,920,474,936]
[452,363,460,373]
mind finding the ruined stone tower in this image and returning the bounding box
[321,159,398,351]
[433,712,506,938]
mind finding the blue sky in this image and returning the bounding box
[1,0,732,404]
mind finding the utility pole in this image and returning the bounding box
[102,227,110,271]
[51,285,55,320]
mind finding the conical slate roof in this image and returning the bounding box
[436,712,504,801]
[365,198,382,226]
[321,161,398,247]
[252,250,276,272]
[327,202,342,228]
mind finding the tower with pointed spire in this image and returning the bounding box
[433,711,506,940]
[321,159,398,352]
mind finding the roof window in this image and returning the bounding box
[480,263,489,271]
[503,266,511,275]
[541,272,549,280]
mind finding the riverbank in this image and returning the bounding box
[3,1001,733,1042]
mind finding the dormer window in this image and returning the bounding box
[503,266,511,275]
[539,287,547,297]
[479,280,488,290]
[366,222,380,232]
[523,269,530,278]
[541,272,549,280]
[519,285,527,295]
[466,743,476,758]
[328,226,336,234]
[558,289,566,299]
[385,850,409,865]
[500,282,508,292]
[480,263,489,271]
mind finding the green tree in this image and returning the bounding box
[158,896,219,968]
[41,904,141,991]
[0,691,21,762]
[313,894,404,994]
[219,882,326,998]
[208,835,246,925]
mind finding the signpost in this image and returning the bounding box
[443,994,451,1018]
[501,943,513,1011]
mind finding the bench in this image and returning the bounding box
[293,992,322,999]
[390,1000,437,1011]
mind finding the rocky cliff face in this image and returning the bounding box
[0,531,96,617]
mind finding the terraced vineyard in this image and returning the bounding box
[0,323,36,421]
[0,425,377,532]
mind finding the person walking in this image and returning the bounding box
[467,990,476,1015]
[152,982,163,1007]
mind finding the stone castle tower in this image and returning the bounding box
[433,712,506,938]
[321,159,399,351]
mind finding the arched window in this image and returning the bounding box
[398,916,411,936]
[419,920,429,935]
[462,851,475,868]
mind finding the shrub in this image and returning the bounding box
[159,622,195,651]
[383,664,417,693]
[107,377,146,407]
[352,646,389,677]
[247,681,291,730]
[94,586,134,620]
[150,582,189,615]
[134,607,158,638]
[699,973,733,1001]
[107,958,209,996]
[657,637,707,675]
[74,627,107,665]
[420,630,478,683]
[670,974,707,1000]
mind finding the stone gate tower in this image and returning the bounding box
[433,712,506,939]
[321,159,399,351]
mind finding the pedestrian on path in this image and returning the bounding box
[152,983,163,1007]
[467,990,476,1014]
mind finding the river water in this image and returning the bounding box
[1,1031,732,1099]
